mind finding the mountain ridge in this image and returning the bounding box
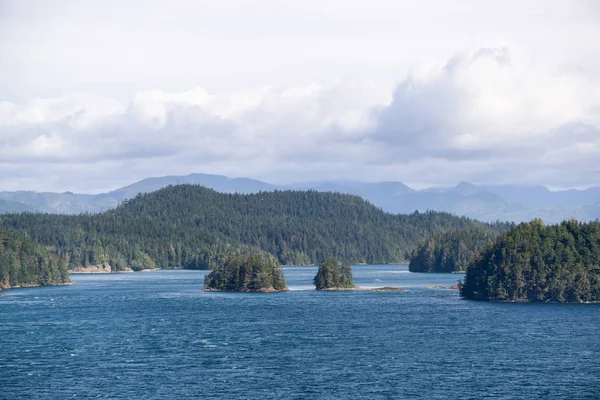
[1,173,599,222]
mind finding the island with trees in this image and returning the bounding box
[204,249,288,292]
[313,258,358,290]
[0,229,70,291]
[460,219,600,303]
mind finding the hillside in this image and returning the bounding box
[0,185,506,270]
[460,219,600,302]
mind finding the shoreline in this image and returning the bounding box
[426,285,460,290]
[0,282,73,292]
[366,287,405,292]
[318,285,361,291]
[204,287,290,293]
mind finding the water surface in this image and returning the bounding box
[1,265,598,399]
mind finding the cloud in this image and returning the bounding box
[367,47,600,187]
[0,80,389,191]
[0,47,598,192]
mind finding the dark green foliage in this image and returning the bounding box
[409,224,512,273]
[0,185,503,271]
[314,258,355,289]
[0,229,70,289]
[460,219,600,302]
[340,260,353,287]
[204,249,287,292]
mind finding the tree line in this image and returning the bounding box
[0,185,506,277]
[408,225,512,273]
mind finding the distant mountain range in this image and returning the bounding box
[1,173,599,223]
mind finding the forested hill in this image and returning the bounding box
[460,219,600,303]
[0,185,507,270]
[0,229,70,290]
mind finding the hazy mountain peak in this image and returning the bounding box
[1,173,599,223]
[451,182,483,196]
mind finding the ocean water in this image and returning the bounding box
[1,265,599,399]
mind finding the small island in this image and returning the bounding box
[313,258,359,290]
[204,250,288,292]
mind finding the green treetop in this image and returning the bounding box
[204,249,288,292]
[314,258,356,290]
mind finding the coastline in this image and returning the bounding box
[366,287,405,292]
[0,282,73,292]
[204,286,290,293]
[318,285,361,291]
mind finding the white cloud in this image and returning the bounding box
[375,48,600,151]
[0,46,598,192]
[0,92,125,128]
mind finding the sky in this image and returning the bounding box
[0,0,599,193]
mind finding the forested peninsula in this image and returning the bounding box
[460,219,600,303]
[409,226,510,273]
[0,229,70,290]
[0,185,505,278]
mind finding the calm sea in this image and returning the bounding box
[1,265,598,399]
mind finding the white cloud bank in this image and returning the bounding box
[0,47,599,192]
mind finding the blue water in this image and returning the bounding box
[1,265,599,399]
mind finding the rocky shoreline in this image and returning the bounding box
[204,286,290,293]
[366,287,405,292]
[70,264,134,273]
[426,284,460,290]
[0,282,73,292]
[319,285,361,291]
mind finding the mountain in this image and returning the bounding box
[1,173,599,223]
[0,191,109,214]
[0,198,33,213]
[480,185,600,208]
[0,173,276,214]
[105,173,276,200]
[0,185,509,270]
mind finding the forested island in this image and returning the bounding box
[409,226,509,273]
[0,185,505,279]
[460,219,600,303]
[313,258,357,290]
[0,229,70,290]
[204,250,288,292]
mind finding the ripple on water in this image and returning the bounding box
[0,265,599,399]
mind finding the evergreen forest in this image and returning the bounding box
[204,249,288,292]
[408,225,511,273]
[460,219,600,302]
[0,185,506,284]
[0,229,70,290]
[313,258,355,290]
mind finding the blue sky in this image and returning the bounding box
[0,0,599,192]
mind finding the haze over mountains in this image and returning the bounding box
[0,173,599,223]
